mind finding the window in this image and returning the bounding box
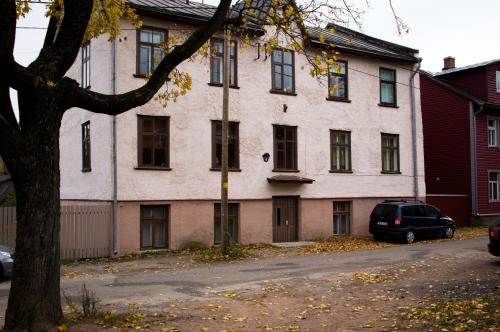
[81,121,91,172]
[496,71,500,92]
[328,61,348,100]
[214,203,238,244]
[273,125,297,170]
[424,205,439,218]
[488,118,498,147]
[333,202,350,235]
[210,39,237,87]
[330,130,351,172]
[140,205,168,249]
[380,68,396,105]
[381,133,400,173]
[137,28,167,76]
[489,172,500,201]
[211,121,239,170]
[81,43,90,88]
[271,48,295,93]
[137,115,169,168]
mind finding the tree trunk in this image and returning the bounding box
[4,99,63,331]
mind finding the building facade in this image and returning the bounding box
[59,0,425,253]
[420,57,500,226]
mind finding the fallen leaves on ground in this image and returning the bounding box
[402,295,500,332]
[299,235,396,254]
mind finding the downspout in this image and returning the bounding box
[470,103,484,218]
[410,59,422,200]
[111,38,118,255]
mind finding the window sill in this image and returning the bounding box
[329,170,353,173]
[81,168,92,173]
[207,83,240,89]
[134,74,171,81]
[210,168,242,172]
[489,200,500,203]
[272,169,300,173]
[134,166,172,171]
[381,171,402,174]
[488,145,499,149]
[269,90,297,96]
[378,103,399,108]
[326,97,351,103]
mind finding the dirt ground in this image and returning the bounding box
[69,249,499,332]
[61,228,487,279]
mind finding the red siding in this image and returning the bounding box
[420,74,471,198]
[486,63,500,104]
[438,67,487,101]
[426,196,470,227]
[475,111,500,215]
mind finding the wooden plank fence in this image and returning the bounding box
[0,205,111,260]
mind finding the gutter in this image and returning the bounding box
[470,103,484,217]
[410,59,422,200]
[111,38,118,256]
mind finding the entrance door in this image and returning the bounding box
[273,197,298,242]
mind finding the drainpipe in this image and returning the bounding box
[111,38,118,255]
[470,103,484,218]
[410,59,422,200]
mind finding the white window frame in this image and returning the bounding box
[496,71,500,93]
[489,171,500,202]
[487,117,498,148]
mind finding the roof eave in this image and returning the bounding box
[310,40,419,63]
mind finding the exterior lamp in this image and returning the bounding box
[262,153,270,162]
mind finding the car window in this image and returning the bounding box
[411,205,426,217]
[425,206,439,218]
[372,204,398,219]
[402,207,413,217]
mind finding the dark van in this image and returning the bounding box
[369,200,455,244]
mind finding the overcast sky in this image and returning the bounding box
[13,1,500,74]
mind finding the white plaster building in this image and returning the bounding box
[60,0,425,253]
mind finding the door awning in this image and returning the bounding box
[267,175,315,184]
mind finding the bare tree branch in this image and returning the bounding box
[29,0,94,81]
[70,0,233,115]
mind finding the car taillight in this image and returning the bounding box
[491,228,499,240]
[395,215,401,227]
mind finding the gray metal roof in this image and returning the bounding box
[435,58,500,76]
[127,0,419,62]
[310,24,419,62]
[127,0,217,21]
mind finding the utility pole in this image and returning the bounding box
[221,27,230,255]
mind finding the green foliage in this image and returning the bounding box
[0,189,16,207]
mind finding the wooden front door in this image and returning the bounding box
[273,197,298,242]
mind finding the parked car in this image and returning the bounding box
[488,219,500,256]
[369,200,455,244]
[0,245,14,279]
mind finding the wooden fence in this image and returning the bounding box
[0,205,112,260]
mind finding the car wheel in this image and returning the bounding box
[373,234,384,242]
[444,226,454,239]
[405,230,415,244]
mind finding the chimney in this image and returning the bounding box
[443,56,456,70]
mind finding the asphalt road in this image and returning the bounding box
[0,237,491,313]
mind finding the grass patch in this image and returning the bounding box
[401,295,500,331]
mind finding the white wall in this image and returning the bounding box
[60,17,426,201]
[60,36,114,200]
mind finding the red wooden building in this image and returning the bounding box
[420,57,500,226]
